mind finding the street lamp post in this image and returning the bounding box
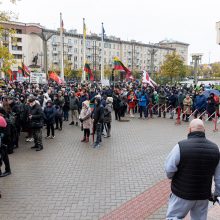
[191,53,203,85]
[148,46,158,80]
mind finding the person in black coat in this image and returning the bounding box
[63,92,70,121]
[28,97,44,151]
[44,100,56,138]
[207,93,216,120]
[92,95,104,148]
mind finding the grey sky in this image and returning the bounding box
[2,0,220,64]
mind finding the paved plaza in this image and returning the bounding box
[0,116,220,220]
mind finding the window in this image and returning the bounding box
[13,54,22,59]
[68,55,72,61]
[53,47,56,51]
[68,39,72,43]
[109,43,111,49]
[104,43,108,48]
[74,48,78,53]
[113,44,115,49]
[16,29,22,34]
[68,48,72,52]
[74,39,78,44]
[74,56,78,61]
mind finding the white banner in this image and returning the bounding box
[30,72,47,84]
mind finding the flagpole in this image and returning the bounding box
[82,18,86,82]
[101,22,104,82]
[60,12,64,81]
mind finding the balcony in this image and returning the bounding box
[52,51,58,55]
[52,42,59,46]
[68,43,73,47]
[53,60,59,64]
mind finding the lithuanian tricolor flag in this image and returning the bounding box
[84,63,94,81]
[22,62,30,77]
[113,57,131,79]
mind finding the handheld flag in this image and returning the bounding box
[7,68,13,81]
[49,72,63,85]
[113,57,132,79]
[22,62,30,77]
[142,70,157,88]
[84,63,94,81]
[102,23,105,40]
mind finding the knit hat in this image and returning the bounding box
[106,97,113,104]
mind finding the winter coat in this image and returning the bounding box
[44,106,56,124]
[138,93,148,107]
[29,103,44,129]
[195,94,207,111]
[69,96,79,110]
[207,97,216,115]
[183,97,192,115]
[63,95,70,111]
[104,103,112,123]
[79,104,91,129]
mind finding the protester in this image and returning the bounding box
[165,119,220,220]
[28,97,44,151]
[79,100,91,143]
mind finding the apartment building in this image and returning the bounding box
[0,21,189,75]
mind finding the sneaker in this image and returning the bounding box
[29,138,34,142]
[69,121,74,125]
[45,136,51,139]
[0,171,11,177]
[51,136,55,139]
[93,143,100,148]
[26,138,30,142]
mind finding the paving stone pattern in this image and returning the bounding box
[0,117,219,220]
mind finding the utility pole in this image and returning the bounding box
[191,54,203,85]
[148,46,158,80]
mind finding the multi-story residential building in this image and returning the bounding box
[0,21,189,77]
[159,40,189,64]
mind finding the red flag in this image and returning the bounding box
[7,69,13,81]
[49,72,63,84]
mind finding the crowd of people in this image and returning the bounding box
[0,80,219,179]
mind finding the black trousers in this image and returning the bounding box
[83,129,90,138]
[0,145,11,173]
[33,128,43,149]
[46,123,55,137]
[55,117,63,129]
[95,123,102,144]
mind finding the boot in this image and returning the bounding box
[81,137,86,142]
[85,137,89,143]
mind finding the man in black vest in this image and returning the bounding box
[165,119,220,220]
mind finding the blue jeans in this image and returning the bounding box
[63,110,69,120]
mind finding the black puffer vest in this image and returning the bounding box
[171,131,220,200]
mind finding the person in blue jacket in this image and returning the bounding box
[194,89,207,119]
[137,90,149,119]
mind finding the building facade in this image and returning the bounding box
[0,21,189,77]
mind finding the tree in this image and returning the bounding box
[160,52,186,83]
[212,62,220,77]
[64,60,72,78]
[0,0,17,73]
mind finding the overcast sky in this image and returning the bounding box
[1,0,220,64]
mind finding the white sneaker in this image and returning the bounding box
[29,138,34,142]
[51,136,55,139]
